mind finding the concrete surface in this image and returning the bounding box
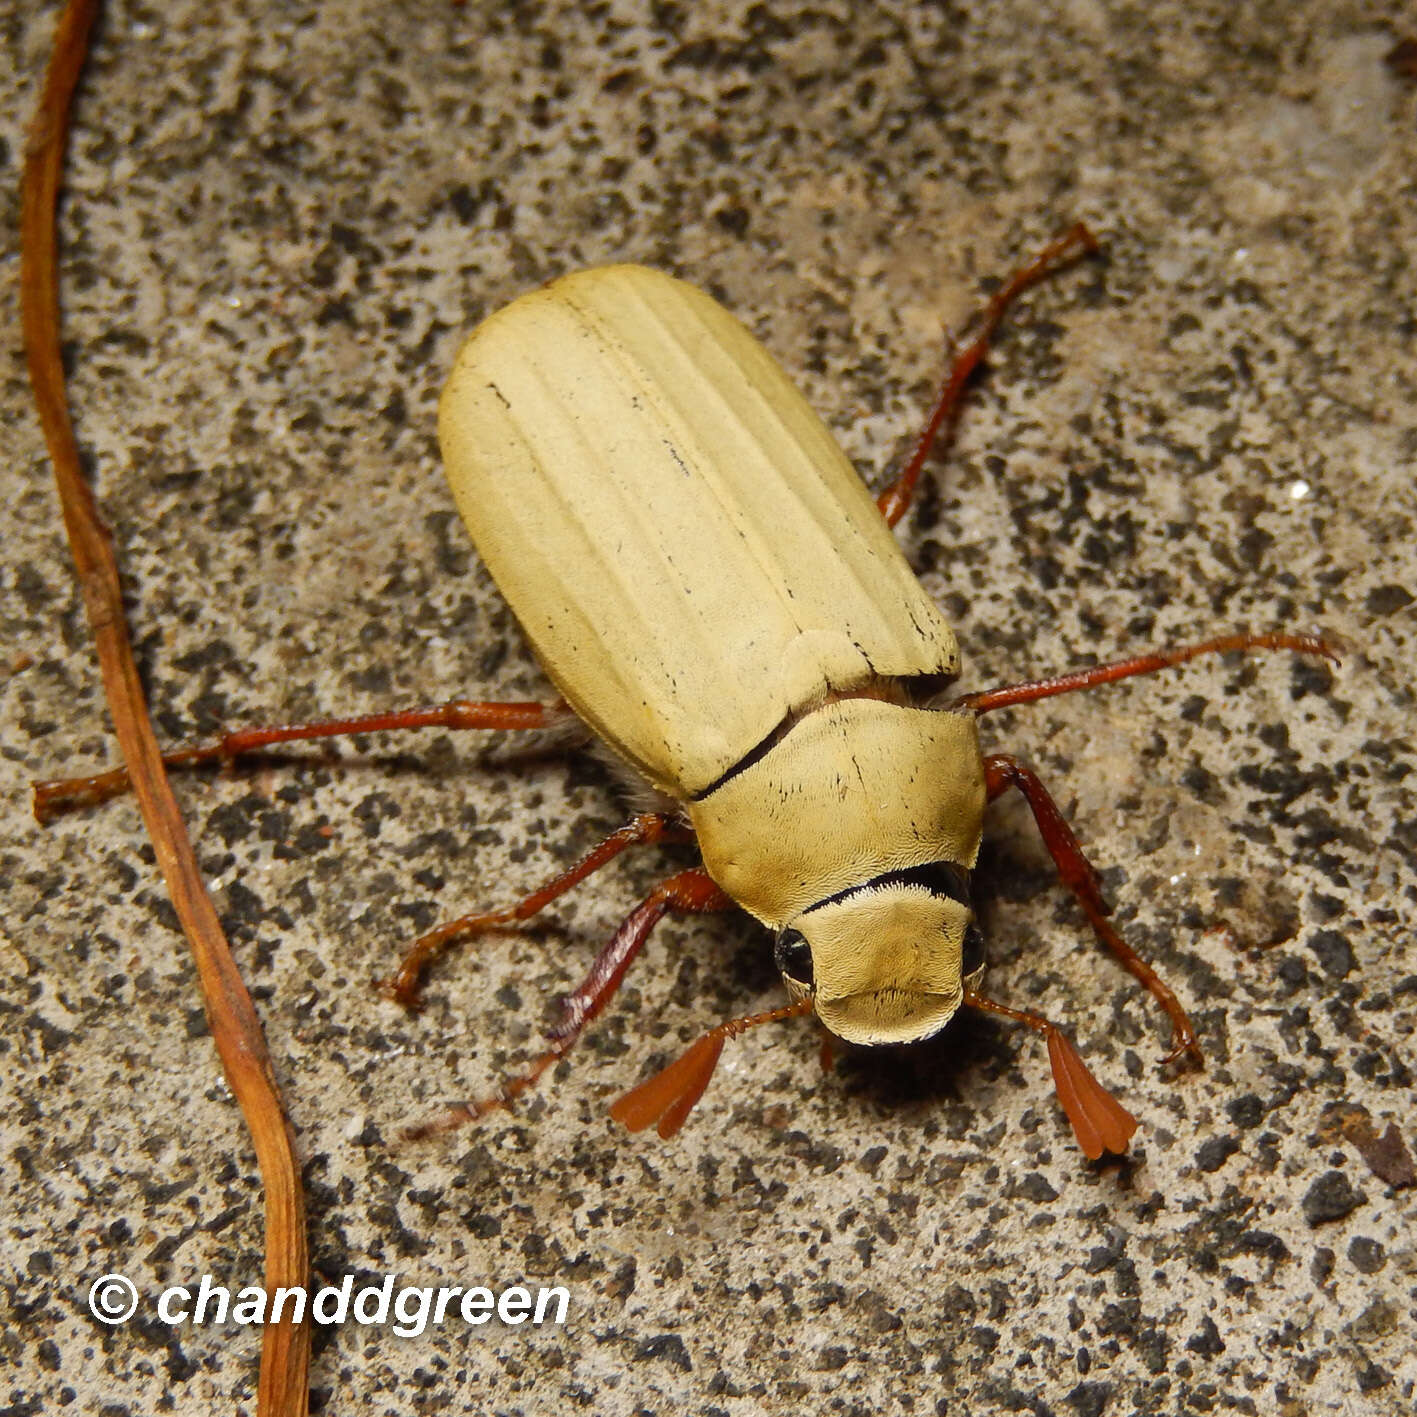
[3,1,1414,1413]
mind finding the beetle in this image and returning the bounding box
[37,225,1334,1159]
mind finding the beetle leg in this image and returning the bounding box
[877,222,1100,529]
[984,753,1202,1066]
[31,698,574,821]
[956,632,1338,716]
[403,868,731,1140]
[382,811,695,1008]
[965,989,1138,1160]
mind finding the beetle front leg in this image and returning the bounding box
[984,753,1201,1066]
[32,697,575,821]
[383,812,695,1007]
[403,868,731,1140]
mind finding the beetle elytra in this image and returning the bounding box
[37,226,1335,1159]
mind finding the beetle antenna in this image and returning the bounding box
[964,989,1137,1160]
[610,998,814,1139]
[400,995,814,1144]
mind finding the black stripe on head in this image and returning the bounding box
[800,860,974,916]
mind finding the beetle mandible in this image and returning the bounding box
[38,226,1334,1158]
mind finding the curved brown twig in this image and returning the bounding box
[21,3,311,1413]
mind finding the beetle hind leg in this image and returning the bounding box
[984,753,1201,1066]
[402,867,730,1141]
[876,222,1100,529]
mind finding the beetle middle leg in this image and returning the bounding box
[984,752,1201,1065]
[32,697,575,821]
[956,631,1338,717]
[384,811,695,1007]
[876,221,1100,528]
[404,867,731,1140]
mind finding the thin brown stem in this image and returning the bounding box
[22,4,309,1412]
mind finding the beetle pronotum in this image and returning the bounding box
[38,225,1334,1159]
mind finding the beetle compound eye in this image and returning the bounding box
[961,923,985,977]
[774,928,814,988]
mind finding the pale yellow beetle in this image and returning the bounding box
[417,231,1333,1157]
[38,228,1334,1158]
[439,264,983,1048]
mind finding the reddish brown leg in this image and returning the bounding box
[966,989,1137,1160]
[956,632,1339,717]
[403,868,731,1140]
[383,811,694,1008]
[32,698,571,822]
[985,753,1201,1066]
[877,222,1099,528]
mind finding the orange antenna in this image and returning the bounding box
[965,990,1137,1160]
[611,998,814,1139]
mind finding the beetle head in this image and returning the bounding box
[777,862,985,1046]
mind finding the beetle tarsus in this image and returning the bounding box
[399,1101,480,1143]
[382,812,690,1007]
[376,970,430,1013]
[33,770,121,822]
[984,752,1206,1070]
[401,1045,570,1141]
[1078,896,1204,1071]
[1161,1028,1204,1068]
[877,221,1101,528]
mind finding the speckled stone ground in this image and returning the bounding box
[3,3,1415,1414]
